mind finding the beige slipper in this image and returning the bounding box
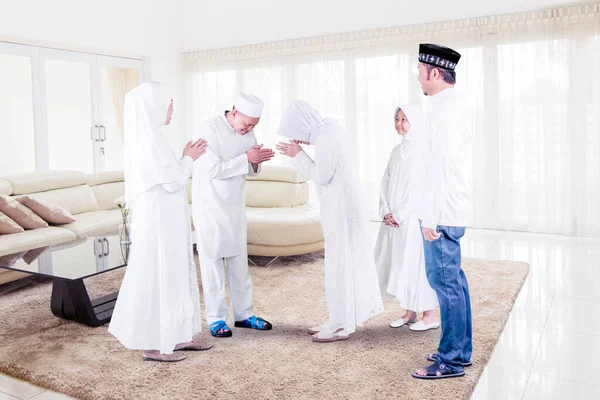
[143,353,187,362]
[174,341,214,351]
[312,328,350,343]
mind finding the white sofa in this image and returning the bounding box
[244,167,324,257]
[0,171,124,284]
[0,167,324,285]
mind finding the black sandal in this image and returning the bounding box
[412,363,465,379]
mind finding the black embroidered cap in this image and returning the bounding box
[419,44,461,71]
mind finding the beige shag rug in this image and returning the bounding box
[0,253,528,400]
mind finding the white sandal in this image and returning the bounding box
[312,328,350,343]
[389,318,417,328]
[409,320,440,331]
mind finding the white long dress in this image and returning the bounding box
[280,103,383,334]
[374,105,438,313]
[108,82,201,354]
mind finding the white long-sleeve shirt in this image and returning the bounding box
[421,88,472,229]
[191,113,260,259]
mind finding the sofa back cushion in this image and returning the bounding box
[91,182,125,210]
[86,171,124,187]
[245,181,309,208]
[0,180,12,196]
[4,171,86,195]
[244,166,309,208]
[25,185,100,215]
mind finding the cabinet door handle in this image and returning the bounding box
[97,238,104,258]
[100,125,107,141]
[90,125,100,142]
[103,238,109,256]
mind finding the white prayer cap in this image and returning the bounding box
[235,93,264,118]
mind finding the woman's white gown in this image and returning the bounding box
[293,120,384,334]
[109,156,201,354]
[374,140,438,313]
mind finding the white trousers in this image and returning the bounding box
[199,253,254,325]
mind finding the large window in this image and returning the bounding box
[497,40,570,233]
[0,52,36,175]
[0,42,143,178]
[184,8,600,236]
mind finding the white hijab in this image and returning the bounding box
[124,82,178,201]
[394,104,427,158]
[277,101,327,144]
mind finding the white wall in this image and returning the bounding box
[182,0,582,51]
[0,0,187,148]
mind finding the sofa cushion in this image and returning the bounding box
[60,210,121,238]
[86,171,124,187]
[0,270,30,285]
[25,185,100,215]
[0,195,48,230]
[247,241,324,257]
[246,204,323,247]
[0,211,24,234]
[0,227,77,257]
[246,166,306,183]
[91,182,125,210]
[245,181,308,208]
[17,195,76,225]
[0,180,12,196]
[4,171,86,195]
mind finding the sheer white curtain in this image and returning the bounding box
[183,2,600,237]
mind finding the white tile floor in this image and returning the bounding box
[1,227,598,399]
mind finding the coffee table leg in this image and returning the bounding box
[51,278,118,327]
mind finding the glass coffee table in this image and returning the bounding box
[0,234,128,327]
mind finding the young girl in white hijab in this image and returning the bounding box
[108,82,211,362]
[374,105,440,331]
[276,101,384,343]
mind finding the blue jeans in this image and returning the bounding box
[421,224,472,372]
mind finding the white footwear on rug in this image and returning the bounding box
[312,328,350,343]
[389,318,417,328]
[409,320,441,331]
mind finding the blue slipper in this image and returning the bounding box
[209,320,232,338]
[234,315,272,330]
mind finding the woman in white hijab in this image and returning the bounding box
[276,101,384,343]
[108,82,211,362]
[375,105,439,331]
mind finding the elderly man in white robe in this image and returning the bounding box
[192,93,275,338]
[276,101,384,343]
